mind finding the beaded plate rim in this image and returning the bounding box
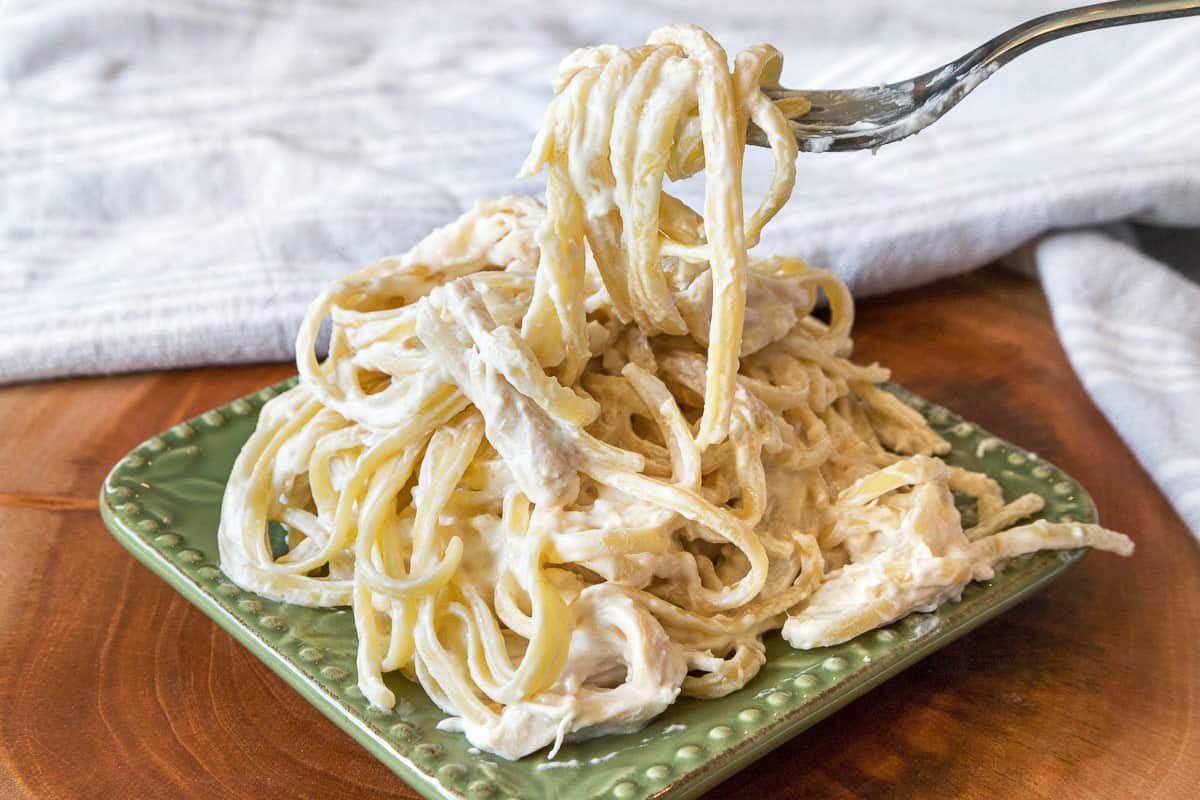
[99,378,1095,800]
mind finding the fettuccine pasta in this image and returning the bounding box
[218,25,1133,760]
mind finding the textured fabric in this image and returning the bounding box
[1032,230,1200,536]
[1,1,1197,533]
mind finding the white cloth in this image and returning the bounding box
[1,1,1198,533]
[1030,229,1200,535]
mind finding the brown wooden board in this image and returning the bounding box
[2,267,1196,799]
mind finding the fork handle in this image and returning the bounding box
[981,0,1200,67]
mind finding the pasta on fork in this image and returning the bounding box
[218,25,1132,760]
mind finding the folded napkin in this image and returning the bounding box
[1031,228,1200,535]
[1,1,1197,534]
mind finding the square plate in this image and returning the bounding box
[100,379,1094,800]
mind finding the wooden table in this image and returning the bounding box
[2,267,1196,799]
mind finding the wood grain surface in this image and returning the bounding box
[1,266,1196,800]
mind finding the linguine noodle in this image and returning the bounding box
[218,25,1132,760]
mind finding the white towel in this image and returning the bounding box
[1,1,1198,534]
[1032,229,1200,534]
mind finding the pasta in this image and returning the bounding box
[218,25,1133,760]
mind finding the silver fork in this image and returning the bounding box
[754,0,1200,153]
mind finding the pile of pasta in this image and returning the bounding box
[219,25,1132,759]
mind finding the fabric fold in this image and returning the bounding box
[1031,230,1200,537]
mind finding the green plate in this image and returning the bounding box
[100,379,1094,800]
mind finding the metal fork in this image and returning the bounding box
[753,0,1200,153]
